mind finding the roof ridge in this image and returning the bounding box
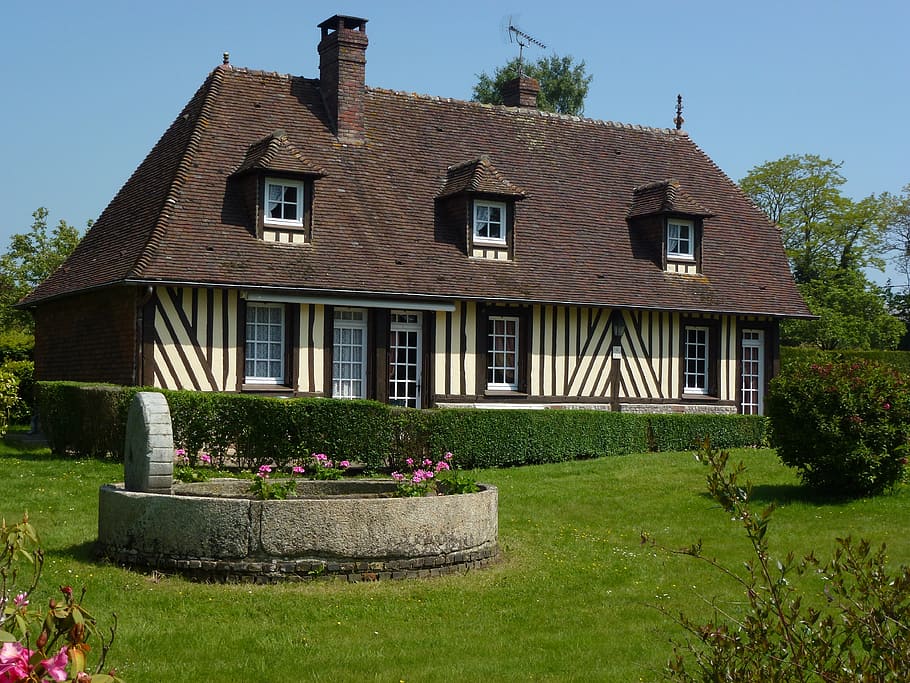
[366,86,686,137]
[128,66,227,279]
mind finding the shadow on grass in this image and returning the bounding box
[697,483,855,508]
[52,540,99,563]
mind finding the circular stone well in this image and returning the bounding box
[97,479,499,583]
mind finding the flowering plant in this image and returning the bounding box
[247,465,306,500]
[173,448,214,483]
[303,453,349,481]
[1,515,120,682]
[391,453,477,497]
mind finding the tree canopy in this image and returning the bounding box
[740,154,891,283]
[472,54,592,116]
[741,155,908,350]
[0,208,83,333]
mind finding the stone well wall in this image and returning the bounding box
[97,480,499,583]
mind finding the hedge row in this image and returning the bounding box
[781,346,910,375]
[34,381,768,469]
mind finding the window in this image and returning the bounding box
[245,304,285,384]
[683,326,709,394]
[487,316,519,390]
[667,219,694,260]
[265,178,304,226]
[473,200,507,245]
[333,308,367,399]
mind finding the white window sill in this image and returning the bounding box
[473,237,507,247]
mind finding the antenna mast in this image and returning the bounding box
[508,23,546,79]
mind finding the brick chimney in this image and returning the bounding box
[318,15,368,144]
[501,75,540,108]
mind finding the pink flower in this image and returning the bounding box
[175,448,186,456]
[405,458,414,466]
[0,642,32,681]
[883,403,891,410]
[200,453,212,464]
[391,471,404,482]
[292,466,305,475]
[40,647,69,682]
[339,460,350,468]
[423,458,433,467]
[435,461,451,472]
[257,465,272,478]
[444,452,453,461]
[314,453,327,462]
[13,592,28,609]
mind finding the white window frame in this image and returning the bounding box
[332,308,368,399]
[245,303,285,385]
[683,325,709,395]
[473,200,507,246]
[264,177,305,227]
[741,329,765,414]
[487,315,520,391]
[667,219,695,261]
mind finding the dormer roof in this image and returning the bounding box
[234,130,326,177]
[629,179,714,219]
[437,156,526,199]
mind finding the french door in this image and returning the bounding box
[741,329,765,414]
[389,311,422,408]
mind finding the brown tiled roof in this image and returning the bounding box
[437,156,527,199]
[629,179,714,218]
[22,64,810,318]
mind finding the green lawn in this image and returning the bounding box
[2,434,910,682]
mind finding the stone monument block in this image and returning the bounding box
[124,392,174,493]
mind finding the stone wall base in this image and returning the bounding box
[97,545,499,584]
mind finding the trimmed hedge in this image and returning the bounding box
[34,381,768,469]
[782,346,910,375]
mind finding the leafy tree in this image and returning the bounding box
[740,154,890,283]
[782,270,905,350]
[472,54,592,115]
[0,208,83,332]
[884,183,910,286]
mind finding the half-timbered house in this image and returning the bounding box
[20,14,811,415]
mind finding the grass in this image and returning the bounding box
[3,432,910,682]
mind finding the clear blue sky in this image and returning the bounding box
[2,0,907,282]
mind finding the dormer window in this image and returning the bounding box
[667,219,695,261]
[473,200,507,245]
[265,178,304,227]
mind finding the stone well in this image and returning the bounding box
[97,393,499,582]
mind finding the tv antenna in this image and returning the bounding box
[507,21,546,79]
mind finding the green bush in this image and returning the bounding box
[0,329,34,363]
[782,345,910,375]
[767,359,910,497]
[33,381,772,469]
[648,414,768,452]
[0,365,18,437]
[35,382,140,458]
[2,359,34,424]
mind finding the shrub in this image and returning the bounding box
[0,329,33,363]
[767,359,910,497]
[2,359,34,424]
[0,365,18,438]
[650,440,910,681]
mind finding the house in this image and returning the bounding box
[19,14,811,415]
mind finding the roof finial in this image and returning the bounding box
[223,52,230,65]
[674,94,684,130]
